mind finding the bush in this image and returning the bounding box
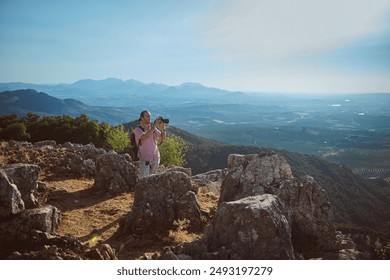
[159,135,188,167]
[104,125,130,153]
[0,113,131,153]
[1,122,30,140]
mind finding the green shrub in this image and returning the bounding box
[1,122,30,140]
[0,113,131,153]
[159,134,188,167]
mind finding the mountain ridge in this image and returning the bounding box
[0,78,247,107]
[0,89,136,124]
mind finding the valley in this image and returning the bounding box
[1,81,389,183]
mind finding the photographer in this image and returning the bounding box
[134,110,167,177]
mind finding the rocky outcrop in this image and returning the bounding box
[166,165,192,177]
[0,203,60,258]
[2,164,40,208]
[93,152,138,194]
[276,176,337,253]
[0,158,117,260]
[217,151,337,255]
[202,194,294,259]
[0,141,359,260]
[192,168,227,196]
[120,171,202,234]
[219,151,293,203]
[0,205,59,237]
[1,140,106,178]
[0,170,25,219]
[161,151,352,259]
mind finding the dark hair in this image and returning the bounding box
[139,110,149,122]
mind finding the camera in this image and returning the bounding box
[157,116,169,124]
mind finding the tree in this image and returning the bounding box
[74,114,99,144]
[159,135,188,167]
[0,113,138,154]
[105,125,130,153]
[1,123,30,140]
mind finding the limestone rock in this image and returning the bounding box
[121,171,202,234]
[202,194,294,259]
[192,169,228,196]
[167,152,344,260]
[0,206,60,257]
[277,176,337,254]
[13,205,59,233]
[94,152,137,194]
[2,164,40,208]
[0,170,25,219]
[220,151,293,203]
[167,165,192,177]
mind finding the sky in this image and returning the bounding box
[1,0,390,93]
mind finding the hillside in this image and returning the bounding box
[0,89,135,124]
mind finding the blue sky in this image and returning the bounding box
[1,0,389,93]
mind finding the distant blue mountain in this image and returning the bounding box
[0,89,135,124]
[0,78,246,107]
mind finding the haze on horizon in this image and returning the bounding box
[1,0,390,94]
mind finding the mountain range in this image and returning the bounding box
[0,78,247,107]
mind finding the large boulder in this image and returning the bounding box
[276,176,337,253]
[0,205,59,257]
[203,194,294,259]
[2,164,40,208]
[121,171,201,234]
[192,169,228,196]
[0,170,25,219]
[5,205,60,234]
[166,165,192,177]
[94,152,137,194]
[219,151,293,203]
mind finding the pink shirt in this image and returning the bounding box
[134,126,161,161]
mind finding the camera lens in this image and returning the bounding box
[158,116,169,124]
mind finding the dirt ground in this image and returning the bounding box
[43,176,217,259]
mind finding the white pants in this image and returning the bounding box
[139,159,159,178]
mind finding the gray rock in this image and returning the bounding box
[34,140,57,148]
[94,152,138,194]
[192,169,228,196]
[121,171,202,234]
[0,170,25,219]
[277,176,337,253]
[220,151,293,203]
[167,165,192,177]
[0,205,60,257]
[2,164,40,208]
[17,205,60,233]
[203,194,295,259]
[171,152,345,259]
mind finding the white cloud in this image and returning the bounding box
[205,0,390,58]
